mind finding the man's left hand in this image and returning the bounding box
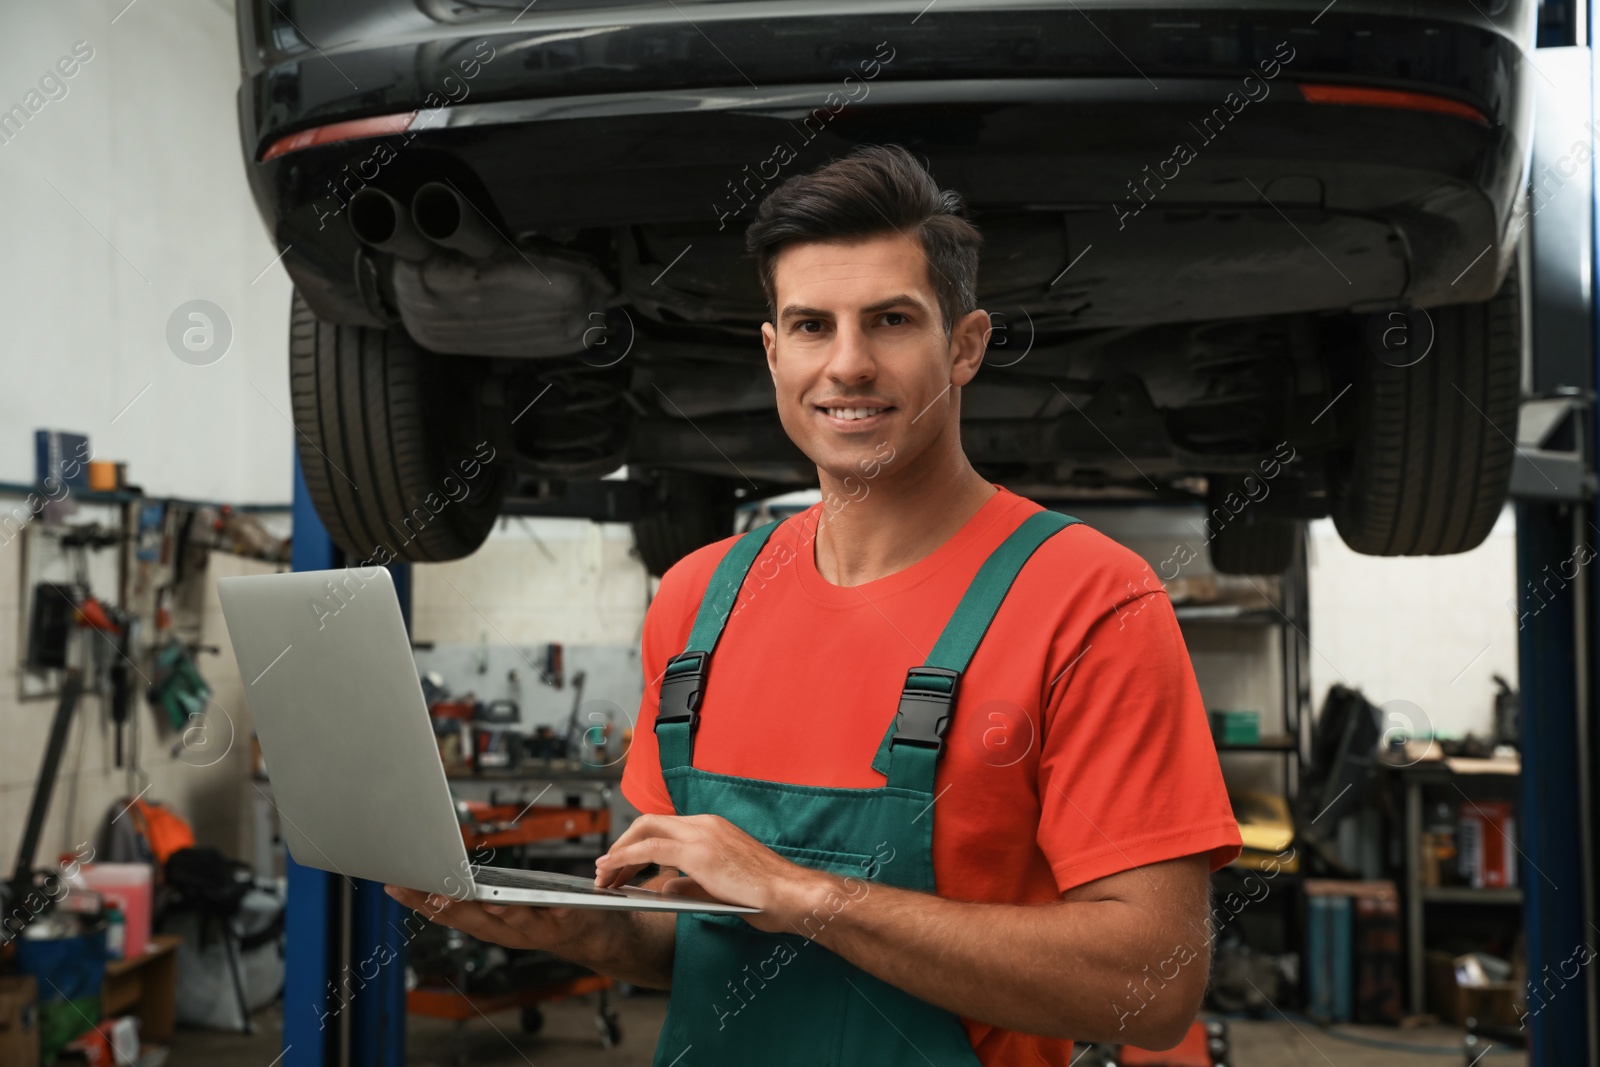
[594,813,828,934]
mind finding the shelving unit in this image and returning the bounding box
[1216,734,1298,752]
[1174,527,1313,802]
[1420,886,1523,906]
[1165,528,1315,999]
[1395,758,1523,1015]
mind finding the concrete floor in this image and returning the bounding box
[163,994,1527,1066]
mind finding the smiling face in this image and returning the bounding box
[761,232,988,487]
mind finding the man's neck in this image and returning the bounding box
[811,446,997,588]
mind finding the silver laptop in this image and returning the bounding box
[216,566,756,914]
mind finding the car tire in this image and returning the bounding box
[1331,263,1521,556]
[630,471,738,578]
[1208,514,1300,575]
[289,291,511,563]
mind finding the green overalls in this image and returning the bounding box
[653,508,1081,1066]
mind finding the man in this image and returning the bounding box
[388,145,1241,1064]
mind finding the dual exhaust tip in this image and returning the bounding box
[348,183,499,261]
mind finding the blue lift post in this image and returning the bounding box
[1513,21,1599,1067]
[285,451,410,1066]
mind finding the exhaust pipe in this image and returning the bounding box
[412,182,500,258]
[347,187,432,262]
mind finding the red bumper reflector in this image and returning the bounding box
[260,111,419,162]
[1296,83,1489,126]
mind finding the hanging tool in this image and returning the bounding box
[147,639,213,733]
[561,670,589,759]
[543,643,564,689]
[5,669,86,933]
[73,594,137,768]
[472,698,523,772]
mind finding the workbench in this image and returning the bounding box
[101,934,180,1044]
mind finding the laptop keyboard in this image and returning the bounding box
[474,866,637,897]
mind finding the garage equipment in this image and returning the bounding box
[146,639,212,733]
[1503,39,1600,1067]
[69,596,138,769]
[471,700,522,772]
[7,670,86,923]
[10,565,142,921]
[14,912,108,1061]
[405,795,623,1060]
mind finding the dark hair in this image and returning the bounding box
[745,144,982,333]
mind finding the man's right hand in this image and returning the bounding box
[384,884,597,954]
[383,882,677,988]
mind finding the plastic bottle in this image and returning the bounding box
[105,903,125,960]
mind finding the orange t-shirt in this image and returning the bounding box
[621,485,1243,1065]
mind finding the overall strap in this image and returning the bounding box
[881,510,1082,791]
[656,518,786,772]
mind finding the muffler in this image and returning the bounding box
[412,181,500,258]
[392,249,616,357]
[347,187,431,262]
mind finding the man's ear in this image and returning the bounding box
[762,321,778,380]
[950,308,990,387]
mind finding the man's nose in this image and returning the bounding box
[824,322,875,382]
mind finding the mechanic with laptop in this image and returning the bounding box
[386,145,1242,1064]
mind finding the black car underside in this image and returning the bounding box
[243,0,1532,567]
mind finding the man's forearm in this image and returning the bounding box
[797,870,1210,1047]
[575,871,679,988]
[590,813,1214,1045]
[585,908,676,988]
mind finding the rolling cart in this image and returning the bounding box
[405,777,623,1062]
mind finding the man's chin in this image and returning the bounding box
[809,440,901,489]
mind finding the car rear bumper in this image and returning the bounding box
[239,0,1536,329]
[239,0,1535,146]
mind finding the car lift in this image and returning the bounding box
[281,458,617,1066]
[1508,31,1600,1067]
[277,41,1600,1067]
[281,455,410,1067]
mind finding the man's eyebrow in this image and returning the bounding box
[858,293,926,315]
[779,305,833,321]
[778,294,929,321]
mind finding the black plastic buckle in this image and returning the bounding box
[655,651,709,736]
[889,667,961,752]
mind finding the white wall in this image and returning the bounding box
[1306,509,1519,743]
[411,518,651,647]
[0,0,295,505]
[0,0,294,881]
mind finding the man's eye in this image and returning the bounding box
[882,313,908,326]
[797,320,823,334]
